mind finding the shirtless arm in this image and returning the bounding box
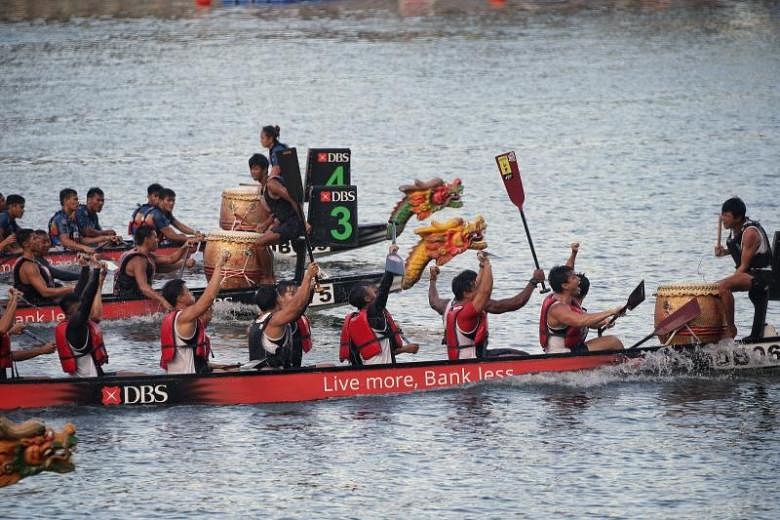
[268,180,305,221]
[266,263,319,337]
[171,216,197,236]
[565,243,579,269]
[127,257,171,310]
[737,228,761,274]
[153,242,192,266]
[485,268,545,314]
[177,254,228,327]
[20,262,73,299]
[59,235,93,254]
[159,226,190,244]
[427,266,448,315]
[0,290,20,334]
[549,303,621,329]
[471,255,493,314]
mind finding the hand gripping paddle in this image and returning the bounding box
[598,280,645,336]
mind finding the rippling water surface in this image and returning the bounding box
[1,0,779,517]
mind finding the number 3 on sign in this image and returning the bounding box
[330,206,353,241]
[312,284,334,306]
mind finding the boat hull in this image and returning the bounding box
[8,272,395,324]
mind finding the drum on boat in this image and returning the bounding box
[203,230,275,289]
[219,186,269,232]
[655,283,728,345]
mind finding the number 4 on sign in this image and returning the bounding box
[325,166,345,186]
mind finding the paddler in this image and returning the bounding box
[113,226,196,311]
[55,259,110,377]
[33,229,81,283]
[129,183,163,235]
[49,189,114,253]
[158,251,229,375]
[13,229,76,305]
[0,194,25,254]
[142,188,204,245]
[1,288,56,380]
[340,245,419,366]
[248,263,319,369]
[433,253,542,360]
[714,197,773,338]
[540,265,624,353]
[75,187,121,243]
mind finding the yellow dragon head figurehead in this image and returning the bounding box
[402,215,487,289]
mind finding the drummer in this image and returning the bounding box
[248,153,269,184]
[248,263,319,369]
[714,197,773,338]
[113,227,196,311]
[76,187,121,242]
[0,194,25,254]
[1,288,56,381]
[540,265,624,353]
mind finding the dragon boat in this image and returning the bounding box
[7,272,398,324]
[0,417,77,486]
[2,337,779,411]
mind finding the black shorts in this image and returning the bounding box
[272,218,304,243]
[570,342,589,354]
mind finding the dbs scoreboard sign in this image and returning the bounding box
[308,185,358,247]
[305,148,351,201]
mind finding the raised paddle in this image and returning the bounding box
[598,280,646,336]
[495,151,550,294]
[716,214,722,249]
[384,222,405,276]
[629,297,701,349]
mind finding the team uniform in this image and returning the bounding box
[539,294,588,354]
[0,211,20,240]
[48,210,80,247]
[113,248,156,298]
[443,300,488,360]
[160,311,212,375]
[248,314,312,369]
[75,204,102,235]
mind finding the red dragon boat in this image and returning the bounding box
[2,337,779,411]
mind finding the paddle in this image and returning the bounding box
[22,329,50,345]
[598,280,645,336]
[385,222,405,276]
[629,297,701,349]
[495,151,549,293]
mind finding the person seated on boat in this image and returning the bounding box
[113,227,196,311]
[248,263,319,369]
[248,153,269,185]
[158,251,229,375]
[437,253,531,360]
[32,229,81,283]
[49,189,114,254]
[13,229,76,306]
[128,183,163,235]
[0,194,25,254]
[714,197,773,339]
[142,188,203,246]
[541,265,624,354]
[340,246,419,366]
[75,187,121,244]
[0,288,56,380]
[55,260,110,378]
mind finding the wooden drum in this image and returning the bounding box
[219,186,269,232]
[203,230,275,289]
[654,283,728,345]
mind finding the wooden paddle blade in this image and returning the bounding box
[626,280,646,310]
[495,151,525,209]
[655,298,701,336]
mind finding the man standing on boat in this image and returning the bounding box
[261,125,288,178]
[714,197,773,338]
[49,189,114,254]
[13,229,76,305]
[129,183,163,235]
[248,264,319,369]
[55,260,110,378]
[340,245,419,366]
[541,265,624,353]
[75,187,121,243]
[114,227,196,311]
[1,288,56,380]
[0,194,25,254]
[159,252,228,375]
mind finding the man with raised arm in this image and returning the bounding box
[113,227,195,311]
[248,263,319,369]
[0,194,25,254]
[55,260,110,378]
[13,229,75,305]
[158,252,228,375]
[340,245,419,366]
[1,288,56,380]
[714,197,773,338]
[541,265,624,354]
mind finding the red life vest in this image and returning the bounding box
[444,300,489,360]
[159,310,211,370]
[539,294,586,350]
[294,315,312,353]
[0,332,11,369]
[339,308,402,363]
[55,320,108,374]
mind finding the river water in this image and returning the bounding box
[1,0,779,517]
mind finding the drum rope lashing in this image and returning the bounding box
[229,201,257,231]
[219,249,257,286]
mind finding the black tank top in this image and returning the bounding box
[13,257,55,305]
[113,250,155,298]
[726,218,772,270]
[263,177,299,224]
[248,313,293,368]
